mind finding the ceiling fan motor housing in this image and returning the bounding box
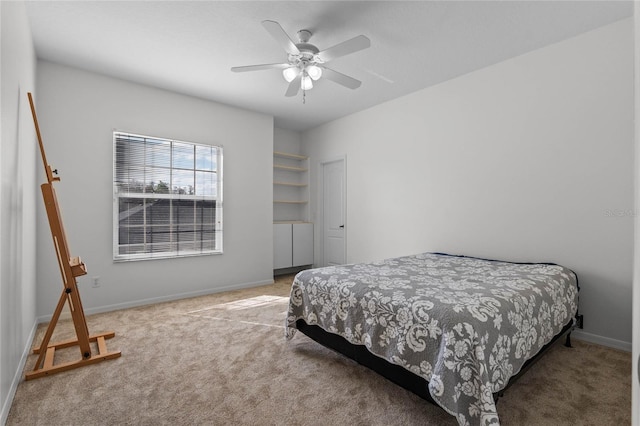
[294,30,321,63]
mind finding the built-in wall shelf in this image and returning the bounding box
[274,164,308,172]
[274,220,311,224]
[273,150,310,224]
[274,151,308,160]
[274,181,308,187]
[273,144,313,271]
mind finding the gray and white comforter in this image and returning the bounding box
[285,252,578,426]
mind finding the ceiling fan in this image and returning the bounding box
[231,20,370,98]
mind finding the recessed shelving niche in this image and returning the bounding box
[273,151,309,223]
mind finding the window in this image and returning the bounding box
[113,132,222,261]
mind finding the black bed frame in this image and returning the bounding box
[296,317,576,405]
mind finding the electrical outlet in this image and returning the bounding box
[92,276,100,288]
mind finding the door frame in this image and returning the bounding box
[317,155,347,267]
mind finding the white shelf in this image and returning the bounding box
[274,220,311,224]
[274,151,308,160]
[274,181,307,187]
[273,150,309,223]
[274,164,308,172]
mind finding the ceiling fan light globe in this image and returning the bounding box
[307,65,322,81]
[282,67,299,83]
[301,75,313,90]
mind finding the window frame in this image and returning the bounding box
[113,131,223,262]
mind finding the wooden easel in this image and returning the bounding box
[25,92,121,380]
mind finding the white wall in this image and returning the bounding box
[303,19,634,349]
[274,127,302,155]
[35,61,274,317]
[0,1,37,423]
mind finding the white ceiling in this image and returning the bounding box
[25,1,633,132]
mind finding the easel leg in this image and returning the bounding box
[31,289,68,371]
[28,286,122,380]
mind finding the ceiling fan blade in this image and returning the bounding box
[321,67,362,90]
[316,35,370,62]
[285,75,301,97]
[231,63,290,73]
[262,20,300,56]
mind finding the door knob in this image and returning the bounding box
[339,225,344,228]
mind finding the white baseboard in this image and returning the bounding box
[36,278,275,323]
[571,329,631,352]
[1,320,38,426]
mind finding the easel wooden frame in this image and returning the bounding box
[25,92,121,380]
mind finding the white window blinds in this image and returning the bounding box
[113,132,223,261]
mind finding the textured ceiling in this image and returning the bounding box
[25,1,633,131]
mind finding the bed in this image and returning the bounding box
[285,252,579,426]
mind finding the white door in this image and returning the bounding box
[322,159,345,266]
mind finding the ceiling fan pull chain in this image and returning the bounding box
[303,89,306,104]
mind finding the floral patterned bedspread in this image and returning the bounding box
[285,252,578,426]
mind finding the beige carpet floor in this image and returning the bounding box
[7,275,631,425]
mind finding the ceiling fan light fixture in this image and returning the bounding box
[301,74,313,90]
[282,66,299,83]
[307,65,322,81]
